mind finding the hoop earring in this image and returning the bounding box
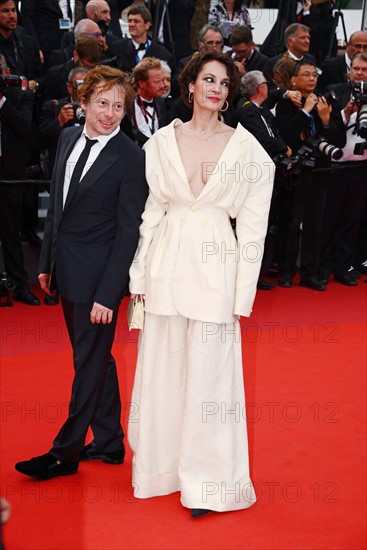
[221,100,229,112]
[188,92,193,103]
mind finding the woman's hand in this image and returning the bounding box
[130,294,145,301]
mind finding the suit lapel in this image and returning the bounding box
[64,133,123,212]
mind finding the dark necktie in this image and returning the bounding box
[136,42,146,51]
[66,137,97,206]
[142,100,154,109]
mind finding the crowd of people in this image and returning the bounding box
[1,0,365,524]
[1,0,366,307]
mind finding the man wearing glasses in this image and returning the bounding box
[229,26,269,76]
[275,60,345,291]
[319,31,367,91]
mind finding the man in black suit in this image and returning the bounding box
[233,70,291,291]
[20,0,72,65]
[0,65,40,305]
[318,31,367,91]
[319,52,367,286]
[128,56,167,147]
[275,60,345,291]
[229,26,269,77]
[15,65,148,480]
[39,67,88,174]
[263,23,316,83]
[109,5,174,73]
[0,0,42,90]
[42,34,101,102]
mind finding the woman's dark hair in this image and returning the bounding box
[179,50,240,108]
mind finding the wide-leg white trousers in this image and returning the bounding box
[128,313,256,512]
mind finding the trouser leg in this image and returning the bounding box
[50,298,123,462]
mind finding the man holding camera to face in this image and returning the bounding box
[275,60,345,290]
[39,67,89,175]
[318,52,367,286]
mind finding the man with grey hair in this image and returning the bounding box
[263,23,316,82]
[48,19,108,68]
[233,70,291,291]
[234,71,290,158]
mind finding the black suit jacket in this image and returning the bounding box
[20,0,71,53]
[233,100,288,158]
[319,55,348,91]
[42,59,75,102]
[39,126,148,308]
[109,38,175,73]
[275,97,346,161]
[0,27,43,81]
[125,98,168,147]
[263,52,317,82]
[0,88,34,178]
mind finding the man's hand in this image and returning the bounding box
[90,302,114,324]
[233,60,245,75]
[303,92,318,113]
[58,104,75,126]
[38,273,52,295]
[287,90,302,109]
[342,100,359,121]
[316,96,332,125]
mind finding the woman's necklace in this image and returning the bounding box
[189,123,220,141]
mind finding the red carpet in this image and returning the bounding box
[1,280,366,549]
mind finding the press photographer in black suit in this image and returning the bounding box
[275,60,345,290]
[0,67,40,305]
[319,53,367,286]
[233,70,291,290]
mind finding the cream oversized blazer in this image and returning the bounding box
[129,119,274,324]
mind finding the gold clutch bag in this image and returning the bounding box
[127,296,145,331]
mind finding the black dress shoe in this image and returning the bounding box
[13,288,41,305]
[334,274,358,286]
[15,453,78,480]
[299,276,326,291]
[191,509,211,518]
[44,292,59,305]
[279,275,292,288]
[79,443,125,464]
[318,270,330,285]
[257,278,276,290]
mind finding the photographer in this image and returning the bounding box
[275,60,345,290]
[39,67,88,174]
[0,68,40,305]
[233,70,291,290]
[319,53,367,286]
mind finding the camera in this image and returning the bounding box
[351,80,367,139]
[321,90,337,106]
[70,101,85,123]
[0,74,28,93]
[314,138,343,160]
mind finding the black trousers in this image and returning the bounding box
[0,181,28,289]
[279,173,327,278]
[50,297,124,463]
[320,162,367,275]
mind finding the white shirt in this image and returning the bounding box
[334,110,367,163]
[134,97,158,139]
[63,126,120,207]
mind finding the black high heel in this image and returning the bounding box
[191,508,211,518]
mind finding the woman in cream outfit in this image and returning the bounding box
[129,51,274,517]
